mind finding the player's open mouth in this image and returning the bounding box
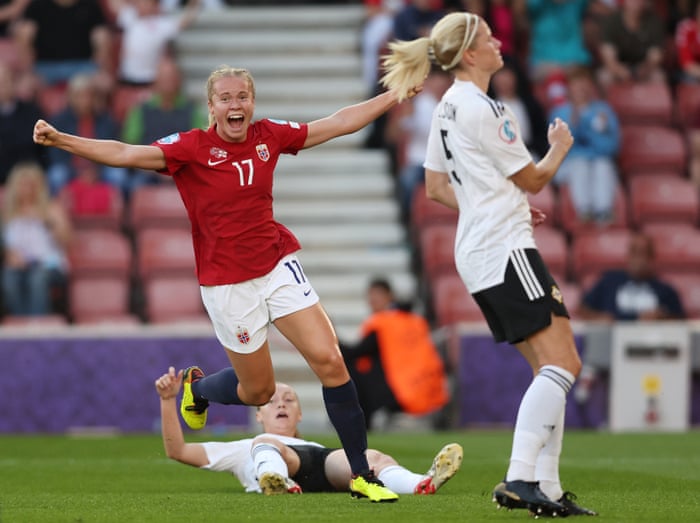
[227,115,245,128]
[276,413,288,419]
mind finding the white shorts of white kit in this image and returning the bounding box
[200,254,319,354]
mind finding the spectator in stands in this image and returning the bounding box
[341,278,450,430]
[0,0,29,39]
[489,59,549,160]
[674,0,700,83]
[575,231,685,403]
[1,161,71,316]
[33,65,424,503]
[13,0,113,85]
[121,57,206,193]
[59,160,118,220]
[381,11,595,516]
[525,0,592,82]
[155,368,463,495]
[106,0,201,87]
[0,62,46,184]
[45,73,128,196]
[386,66,451,219]
[579,232,685,322]
[393,0,445,41]
[597,0,666,88]
[361,0,405,97]
[549,66,620,225]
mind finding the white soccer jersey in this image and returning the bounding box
[200,434,323,492]
[424,80,537,293]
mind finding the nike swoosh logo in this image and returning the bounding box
[208,158,228,166]
[303,289,311,296]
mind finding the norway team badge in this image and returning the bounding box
[256,144,270,162]
[236,326,250,345]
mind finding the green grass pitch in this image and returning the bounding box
[1,430,699,522]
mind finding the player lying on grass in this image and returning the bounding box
[155,367,463,496]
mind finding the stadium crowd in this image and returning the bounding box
[0,0,699,335]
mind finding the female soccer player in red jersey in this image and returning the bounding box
[33,65,421,502]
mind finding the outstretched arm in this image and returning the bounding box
[33,119,167,171]
[303,86,422,149]
[155,367,209,468]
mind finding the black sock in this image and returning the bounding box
[323,380,370,476]
[192,367,243,405]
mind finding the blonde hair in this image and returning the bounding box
[2,162,50,224]
[381,12,481,101]
[205,65,256,127]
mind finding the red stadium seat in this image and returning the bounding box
[69,276,137,324]
[628,175,700,227]
[144,275,207,324]
[527,184,557,225]
[69,229,132,279]
[606,81,673,126]
[570,228,632,281]
[533,225,568,281]
[558,184,628,234]
[129,185,190,232]
[645,226,700,274]
[674,83,700,129]
[60,184,125,231]
[410,183,457,234]
[618,126,686,177]
[660,273,700,319]
[419,223,456,282]
[430,272,485,326]
[136,228,195,282]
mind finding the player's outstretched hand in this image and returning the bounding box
[547,117,573,151]
[530,206,546,227]
[33,119,60,147]
[155,366,184,400]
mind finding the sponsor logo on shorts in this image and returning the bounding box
[303,289,312,296]
[551,285,563,304]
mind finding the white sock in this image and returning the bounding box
[252,443,288,478]
[536,407,565,501]
[506,365,574,482]
[377,465,426,494]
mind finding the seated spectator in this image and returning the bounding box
[1,162,71,317]
[106,0,201,86]
[525,0,592,82]
[549,66,620,225]
[121,57,206,193]
[597,0,666,88]
[387,67,451,220]
[489,60,549,160]
[0,0,29,39]
[13,0,112,86]
[0,61,46,184]
[674,0,700,83]
[341,278,450,430]
[46,73,128,196]
[575,231,685,403]
[361,0,404,97]
[393,0,444,41]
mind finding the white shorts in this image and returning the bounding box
[200,254,320,354]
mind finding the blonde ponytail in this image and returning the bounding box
[380,37,432,102]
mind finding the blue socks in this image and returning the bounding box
[192,367,243,405]
[323,380,370,476]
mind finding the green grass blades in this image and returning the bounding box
[1,431,699,522]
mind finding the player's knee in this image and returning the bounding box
[311,349,348,382]
[241,382,276,406]
[366,449,398,471]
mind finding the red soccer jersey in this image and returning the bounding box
[153,119,308,285]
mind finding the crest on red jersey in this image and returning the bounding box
[256,144,270,162]
[210,147,227,160]
[236,326,250,345]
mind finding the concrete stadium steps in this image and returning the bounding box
[274,200,398,224]
[290,223,405,248]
